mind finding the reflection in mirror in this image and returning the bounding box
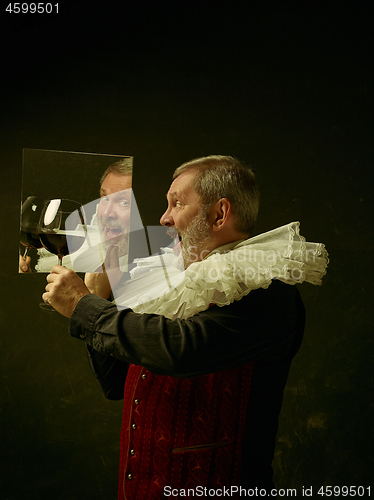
[20,196,45,262]
[19,149,133,274]
[38,199,88,266]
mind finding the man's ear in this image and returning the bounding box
[211,198,231,232]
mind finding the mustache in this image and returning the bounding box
[166,227,181,240]
[99,218,125,230]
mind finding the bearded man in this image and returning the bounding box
[43,155,328,499]
[96,159,132,259]
[83,158,132,296]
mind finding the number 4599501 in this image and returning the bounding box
[5,3,59,14]
[317,486,370,496]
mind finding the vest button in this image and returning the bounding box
[130,449,135,456]
[134,399,140,405]
[127,473,133,480]
[142,373,147,380]
[131,423,137,430]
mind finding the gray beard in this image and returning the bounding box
[179,207,211,268]
[98,219,129,258]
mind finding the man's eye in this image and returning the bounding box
[175,201,182,208]
[120,200,130,207]
[101,196,109,203]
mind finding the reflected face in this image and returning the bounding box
[97,173,132,256]
[160,170,212,267]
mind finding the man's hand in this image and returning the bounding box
[84,245,122,299]
[43,266,90,318]
[19,254,31,273]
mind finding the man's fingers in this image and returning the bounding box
[47,269,61,282]
[47,265,73,279]
[43,268,90,318]
[19,255,31,273]
[105,245,120,270]
[50,264,68,274]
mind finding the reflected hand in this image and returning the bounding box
[43,266,90,318]
[84,245,122,299]
[19,254,31,273]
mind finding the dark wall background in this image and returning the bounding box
[1,2,372,498]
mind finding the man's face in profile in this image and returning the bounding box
[97,172,132,257]
[160,170,212,268]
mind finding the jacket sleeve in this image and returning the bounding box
[69,280,305,379]
[86,345,129,400]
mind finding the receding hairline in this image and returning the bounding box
[173,155,227,179]
[100,157,133,185]
[171,155,260,235]
[172,155,256,196]
[100,172,132,194]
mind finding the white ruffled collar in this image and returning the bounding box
[114,222,328,320]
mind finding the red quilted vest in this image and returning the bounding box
[118,362,254,499]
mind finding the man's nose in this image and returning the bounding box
[160,208,173,226]
[103,200,118,219]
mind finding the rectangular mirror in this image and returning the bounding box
[20,149,133,273]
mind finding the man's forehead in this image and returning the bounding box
[100,173,132,195]
[100,186,131,197]
[167,170,197,198]
[167,189,186,199]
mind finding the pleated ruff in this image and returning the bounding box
[115,222,329,320]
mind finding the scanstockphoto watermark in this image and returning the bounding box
[190,247,318,265]
[164,485,298,497]
[188,261,306,283]
[164,485,372,497]
[185,246,318,283]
